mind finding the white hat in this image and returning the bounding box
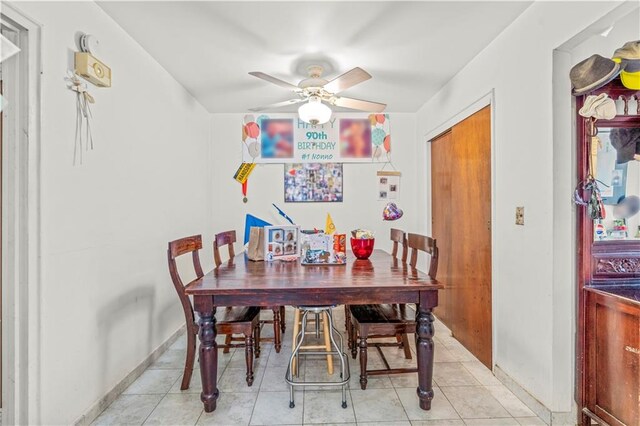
[579,93,617,120]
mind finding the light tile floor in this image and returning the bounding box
[93,307,547,426]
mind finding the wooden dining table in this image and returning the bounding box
[185,249,441,413]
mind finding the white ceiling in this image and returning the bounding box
[98,1,531,113]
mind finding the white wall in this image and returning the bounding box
[565,9,640,237]
[415,1,627,415]
[12,2,212,424]
[211,113,418,256]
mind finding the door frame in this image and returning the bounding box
[422,90,497,369]
[0,4,42,425]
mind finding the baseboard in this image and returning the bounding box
[494,365,577,426]
[72,324,186,426]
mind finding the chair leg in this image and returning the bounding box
[272,307,282,353]
[291,308,301,376]
[322,312,334,375]
[344,305,349,333]
[223,334,232,354]
[245,334,254,386]
[350,324,358,359]
[359,335,368,390]
[401,333,412,359]
[280,305,286,334]
[180,327,197,390]
[345,306,352,349]
[254,323,261,358]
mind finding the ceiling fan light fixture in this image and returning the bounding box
[298,96,332,125]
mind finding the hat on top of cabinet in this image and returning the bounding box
[570,54,623,96]
[613,40,640,90]
[579,93,617,120]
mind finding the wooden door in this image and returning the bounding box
[431,106,492,368]
[0,79,3,405]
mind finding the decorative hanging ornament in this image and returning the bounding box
[66,71,95,165]
[242,180,248,203]
[383,202,403,221]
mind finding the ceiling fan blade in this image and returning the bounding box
[323,67,372,94]
[248,72,300,91]
[333,96,386,113]
[249,98,305,112]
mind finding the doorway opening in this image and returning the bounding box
[1,5,42,424]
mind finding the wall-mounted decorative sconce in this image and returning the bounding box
[74,33,111,87]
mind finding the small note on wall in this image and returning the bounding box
[377,170,401,200]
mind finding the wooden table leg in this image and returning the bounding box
[416,293,436,410]
[197,298,219,413]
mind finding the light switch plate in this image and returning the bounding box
[516,207,524,225]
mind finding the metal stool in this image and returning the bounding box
[285,306,350,409]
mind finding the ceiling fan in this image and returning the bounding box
[248,65,386,125]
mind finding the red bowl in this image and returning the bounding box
[351,237,375,260]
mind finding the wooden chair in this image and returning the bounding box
[348,233,439,390]
[214,230,286,352]
[346,228,408,352]
[390,228,408,263]
[168,235,261,390]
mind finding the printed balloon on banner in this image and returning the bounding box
[372,128,386,147]
[383,135,391,153]
[245,122,260,139]
[248,141,260,158]
[257,115,269,127]
[375,114,385,124]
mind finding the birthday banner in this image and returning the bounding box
[241,113,391,164]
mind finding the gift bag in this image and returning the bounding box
[247,226,265,261]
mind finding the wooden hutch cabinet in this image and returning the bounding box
[577,79,640,426]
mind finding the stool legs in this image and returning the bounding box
[291,309,301,376]
[286,307,349,409]
[322,312,334,375]
[324,309,348,408]
[288,311,309,407]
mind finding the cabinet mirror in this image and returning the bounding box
[593,126,640,241]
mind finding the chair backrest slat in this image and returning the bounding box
[407,233,438,279]
[214,230,237,267]
[390,228,408,263]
